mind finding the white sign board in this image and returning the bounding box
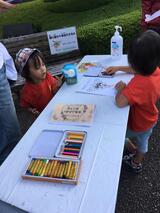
[47,26,79,55]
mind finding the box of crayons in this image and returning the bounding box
[22,158,81,185]
[55,130,87,159]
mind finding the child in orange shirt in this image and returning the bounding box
[16,48,62,115]
[104,30,160,173]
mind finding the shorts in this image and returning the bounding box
[125,124,156,153]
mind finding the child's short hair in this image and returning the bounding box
[15,48,45,80]
[128,30,160,75]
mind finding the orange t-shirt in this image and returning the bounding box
[122,67,160,132]
[20,72,59,112]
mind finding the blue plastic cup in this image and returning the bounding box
[62,64,78,85]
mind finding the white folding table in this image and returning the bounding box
[0,55,133,213]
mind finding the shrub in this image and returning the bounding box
[47,0,111,12]
[44,0,59,2]
[77,10,141,55]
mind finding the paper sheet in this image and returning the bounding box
[76,78,116,96]
[83,66,114,78]
[76,73,133,97]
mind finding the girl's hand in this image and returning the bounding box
[115,81,126,92]
[102,66,120,75]
[28,108,40,115]
[55,75,64,87]
[59,74,64,85]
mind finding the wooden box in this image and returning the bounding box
[22,157,81,185]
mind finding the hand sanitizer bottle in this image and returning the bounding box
[111,25,123,57]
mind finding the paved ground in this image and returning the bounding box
[3,96,159,213]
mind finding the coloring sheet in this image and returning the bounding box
[76,73,133,97]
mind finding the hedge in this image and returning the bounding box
[77,10,141,55]
[46,0,111,12]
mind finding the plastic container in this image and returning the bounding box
[110,25,123,57]
[62,64,77,85]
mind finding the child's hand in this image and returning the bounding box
[102,66,119,75]
[55,75,64,87]
[115,81,126,92]
[28,108,40,115]
[59,74,64,85]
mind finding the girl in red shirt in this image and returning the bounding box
[16,48,62,115]
[104,30,160,173]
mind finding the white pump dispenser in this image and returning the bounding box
[110,25,123,57]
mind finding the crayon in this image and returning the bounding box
[40,160,49,176]
[57,163,63,178]
[47,160,54,177]
[61,155,77,159]
[69,162,74,179]
[39,159,47,176]
[59,163,65,178]
[63,147,80,151]
[32,160,41,175]
[65,144,81,148]
[44,161,52,177]
[56,162,62,178]
[62,152,79,156]
[35,160,44,176]
[33,160,41,176]
[64,142,82,147]
[54,162,60,178]
[63,149,80,154]
[72,162,78,179]
[64,139,83,144]
[67,134,84,138]
[51,160,58,177]
[29,159,38,174]
[67,135,84,140]
[46,160,53,177]
[66,161,72,178]
[69,163,75,179]
[67,132,85,137]
[63,162,69,178]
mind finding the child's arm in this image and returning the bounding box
[103,66,135,75]
[55,75,64,87]
[51,75,64,94]
[115,81,129,108]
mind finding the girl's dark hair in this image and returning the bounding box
[22,51,45,81]
[128,30,160,75]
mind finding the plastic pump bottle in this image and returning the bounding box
[111,25,123,57]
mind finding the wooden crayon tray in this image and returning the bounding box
[55,130,87,160]
[22,157,81,185]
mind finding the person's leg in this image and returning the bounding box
[124,125,155,173]
[125,138,137,154]
[0,64,21,161]
[133,125,155,164]
[125,128,138,154]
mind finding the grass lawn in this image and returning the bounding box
[0,0,141,38]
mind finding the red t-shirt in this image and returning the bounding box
[20,72,59,112]
[122,67,160,132]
